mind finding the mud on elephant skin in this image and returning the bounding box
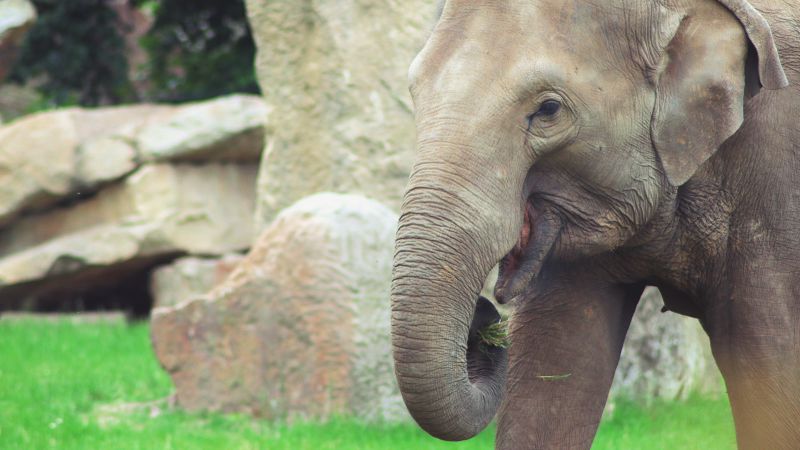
[390,0,800,448]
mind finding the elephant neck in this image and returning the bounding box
[630,96,800,311]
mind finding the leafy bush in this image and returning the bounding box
[136,0,259,102]
[9,0,133,107]
[9,0,259,107]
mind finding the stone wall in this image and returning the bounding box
[245,0,441,228]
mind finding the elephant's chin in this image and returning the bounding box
[494,201,561,304]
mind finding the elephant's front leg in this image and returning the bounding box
[705,286,800,449]
[497,270,642,450]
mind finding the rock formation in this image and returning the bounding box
[151,193,407,422]
[0,95,267,226]
[150,255,244,309]
[0,95,265,311]
[245,0,441,228]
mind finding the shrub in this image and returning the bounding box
[9,0,259,107]
[136,0,259,102]
[9,0,133,107]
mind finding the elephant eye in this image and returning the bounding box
[537,100,561,117]
[527,99,561,128]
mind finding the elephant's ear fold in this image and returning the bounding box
[652,1,786,186]
[716,0,788,90]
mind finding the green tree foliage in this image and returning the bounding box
[137,0,259,102]
[9,0,258,108]
[10,0,133,106]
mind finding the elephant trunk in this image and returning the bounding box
[391,161,516,441]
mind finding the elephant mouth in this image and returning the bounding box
[494,200,560,304]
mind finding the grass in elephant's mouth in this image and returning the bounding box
[478,320,511,348]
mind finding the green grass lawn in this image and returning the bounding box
[0,319,736,449]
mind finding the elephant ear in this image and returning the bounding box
[716,0,788,90]
[652,0,788,186]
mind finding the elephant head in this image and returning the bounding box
[391,0,786,442]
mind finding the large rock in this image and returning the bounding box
[136,95,269,163]
[0,105,169,225]
[610,287,723,402]
[151,193,407,422]
[0,0,36,82]
[246,0,440,228]
[0,95,267,225]
[0,110,81,224]
[0,163,257,307]
[150,255,244,309]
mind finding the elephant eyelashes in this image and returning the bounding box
[527,99,561,128]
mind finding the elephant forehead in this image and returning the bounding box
[438,0,640,51]
[419,0,642,100]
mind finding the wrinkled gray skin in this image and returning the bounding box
[390,0,800,448]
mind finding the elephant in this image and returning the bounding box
[390,0,800,448]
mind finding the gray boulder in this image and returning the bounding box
[152,193,408,422]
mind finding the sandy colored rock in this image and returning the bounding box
[0,105,168,225]
[0,110,79,224]
[71,104,175,142]
[0,0,36,82]
[610,287,723,402]
[246,0,440,227]
[76,137,139,186]
[136,95,269,163]
[152,193,407,422]
[150,255,244,309]
[0,96,266,225]
[0,163,257,301]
